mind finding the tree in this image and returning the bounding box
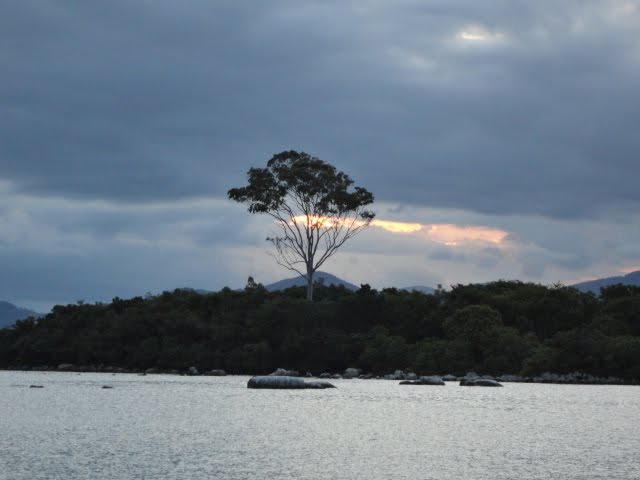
[228,150,375,301]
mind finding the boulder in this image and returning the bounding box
[331,374,343,379]
[305,372,313,378]
[385,370,406,380]
[247,376,336,389]
[420,375,445,385]
[248,376,306,389]
[319,373,332,379]
[57,363,75,371]
[187,366,199,376]
[145,367,161,374]
[203,369,226,376]
[405,372,418,381]
[442,374,458,381]
[460,378,503,387]
[343,368,360,379]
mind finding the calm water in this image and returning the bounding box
[1,372,639,480]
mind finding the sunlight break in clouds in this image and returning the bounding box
[372,220,508,246]
[457,26,505,43]
[291,216,508,247]
[422,224,508,246]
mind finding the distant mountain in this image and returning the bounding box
[572,271,640,294]
[265,272,358,291]
[0,301,42,329]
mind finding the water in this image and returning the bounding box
[1,372,639,480]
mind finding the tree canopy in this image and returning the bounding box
[2,281,639,381]
[228,151,375,300]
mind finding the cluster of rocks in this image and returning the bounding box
[529,371,625,385]
[10,363,229,377]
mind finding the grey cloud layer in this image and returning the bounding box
[1,1,639,218]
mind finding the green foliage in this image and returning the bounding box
[1,281,639,380]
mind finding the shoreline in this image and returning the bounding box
[1,366,636,386]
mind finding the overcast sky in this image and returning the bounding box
[1,1,640,311]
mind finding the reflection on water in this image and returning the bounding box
[1,372,639,479]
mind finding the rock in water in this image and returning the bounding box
[248,376,306,389]
[460,379,503,387]
[399,376,445,386]
[29,385,44,388]
[247,376,336,389]
[304,381,337,389]
[420,375,446,385]
[203,369,226,376]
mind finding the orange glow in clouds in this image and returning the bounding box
[371,219,422,233]
[423,224,508,246]
[290,216,508,247]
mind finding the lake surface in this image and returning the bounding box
[1,372,639,480]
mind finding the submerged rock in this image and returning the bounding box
[29,385,44,388]
[102,385,114,389]
[203,369,226,376]
[399,375,445,386]
[247,376,336,389]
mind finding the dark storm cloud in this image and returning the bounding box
[1,0,639,218]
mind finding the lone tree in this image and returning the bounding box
[228,150,375,301]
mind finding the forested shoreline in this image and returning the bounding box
[1,281,639,382]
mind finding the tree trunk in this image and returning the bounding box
[306,270,314,301]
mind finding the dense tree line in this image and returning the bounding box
[1,281,639,380]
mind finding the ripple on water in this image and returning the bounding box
[0,372,639,480]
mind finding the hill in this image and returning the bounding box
[265,272,358,291]
[573,271,640,294]
[0,301,41,329]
